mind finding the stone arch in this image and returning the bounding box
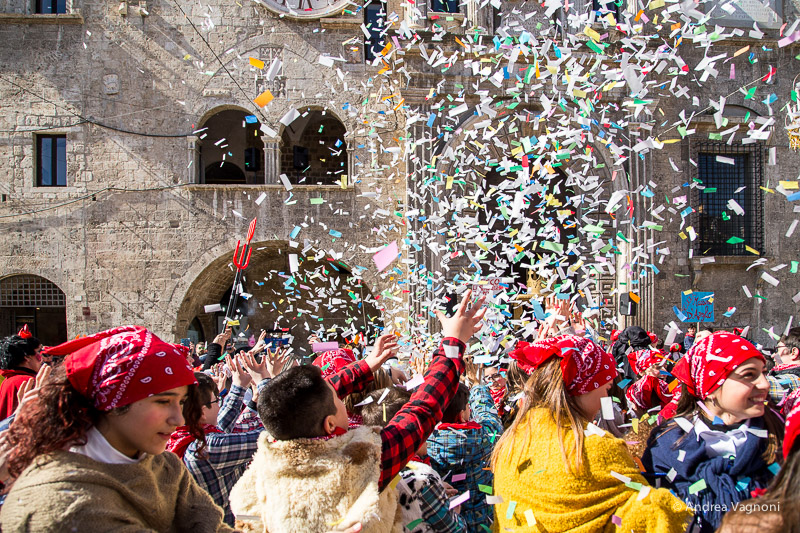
[278,107,349,185]
[194,107,265,184]
[0,273,68,345]
[172,241,383,356]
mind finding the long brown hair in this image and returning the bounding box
[7,365,205,477]
[718,439,800,532]
[491,357,591,474]
[661,383,784,464]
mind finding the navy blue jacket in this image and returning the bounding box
[641,415,777,533]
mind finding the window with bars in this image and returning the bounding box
[36,134,67,187]
[36,0,67,13]
[364,1,386,63]
[0,275,66,308]
[692,141,764,256]
[430,0,459,13]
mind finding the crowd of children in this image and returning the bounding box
[0,296,799,532]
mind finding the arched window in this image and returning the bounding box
[197,109,264,184]
[0,274,67,345]
[280,110,347,185]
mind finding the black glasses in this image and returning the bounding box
[204,398,220,409]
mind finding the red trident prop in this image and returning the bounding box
[225,218,257,324]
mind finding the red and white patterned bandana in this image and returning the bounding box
[45,325,197,411]
[509,335,617,396]
[313,348,356,379]
[671,330,764,400]
[630,349,665,375]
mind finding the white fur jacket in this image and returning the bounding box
[229,425,402,533]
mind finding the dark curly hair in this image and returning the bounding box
[7,365,206,477]
[0,334,40,370]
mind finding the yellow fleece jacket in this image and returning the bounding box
[493,409,690,533]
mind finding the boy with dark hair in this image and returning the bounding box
[230,291,485,533]
[0,325,43,419]
[426,378,503,531]
[360,386,465,533]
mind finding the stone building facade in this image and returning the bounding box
[1,0,799,350]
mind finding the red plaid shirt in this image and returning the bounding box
[326,337,466,491]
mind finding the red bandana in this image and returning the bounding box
[509,335,617,396]
[630,349,664,375]
[167,424,223,458]
[784,394,800,459]
[773,362,800,373]
[313,348,356,378]
[45,325,197,411]
[17,325,32,339]
[436,421,482,431]
[671,331,764,400]
[489,386,506,409]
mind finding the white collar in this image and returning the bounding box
[693,418,751,459]
[70,427,146,464]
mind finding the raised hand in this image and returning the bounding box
[364,333,399,372]
[435,289,487,343]
[266,347,294,377]
[213,326,232,347]
[15,364,52,415]
[248,329,268,356]
[209,362,227,392]
[226,353,253,390]
[241,350,270,382]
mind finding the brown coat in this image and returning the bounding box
[0,449,232,533]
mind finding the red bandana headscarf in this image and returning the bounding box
[17,325,32,339]
[509,335,617,396]
[671,330,764,400]
[44,325,197,411]
[630,349,664,375]
[313,348,356,379]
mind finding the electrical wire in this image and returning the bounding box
[0,184,191,219]
[0,75,193,138]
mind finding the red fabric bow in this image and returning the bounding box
[313,348,356,379]
[167,424,222,458]
[46,325,197,411]
[630,349,664,375]
[17,325,32,339]
[784,390,800,459]
[671,331,764,400]
[509,336,617,396]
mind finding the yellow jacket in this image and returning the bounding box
[493,408,690,533]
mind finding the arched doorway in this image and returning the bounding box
[280,109,348,185]
[197,108,264,184]
[0,274,67,346]
[175,242,383,358]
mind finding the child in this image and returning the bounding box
[718,398,800,532]
[493,335,689,532]
[0,325,232,532]
[360,386,465,533]
[0,325,43,419]
[624,347,673,415]
[426,380,503,530]
[642,331,782,533]
[167,352,271,526]
[229,291,486,532]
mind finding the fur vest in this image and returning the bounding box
[230,425,402,533]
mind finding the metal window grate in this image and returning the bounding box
[0,275,66,308]
[692,141,764,256]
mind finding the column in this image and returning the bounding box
[263,137,281,185]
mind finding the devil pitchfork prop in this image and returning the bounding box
[224,217,257,325]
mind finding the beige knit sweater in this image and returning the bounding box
[0,449,233,533]
[230,425,402,533]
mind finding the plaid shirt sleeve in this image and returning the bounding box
[469,385,503,443]
[379,337,466,491]
[327,359,374,399]
[216,384,247,433]
[768,374,800,405]
[416,472,467,532]
[184,428,262,525]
